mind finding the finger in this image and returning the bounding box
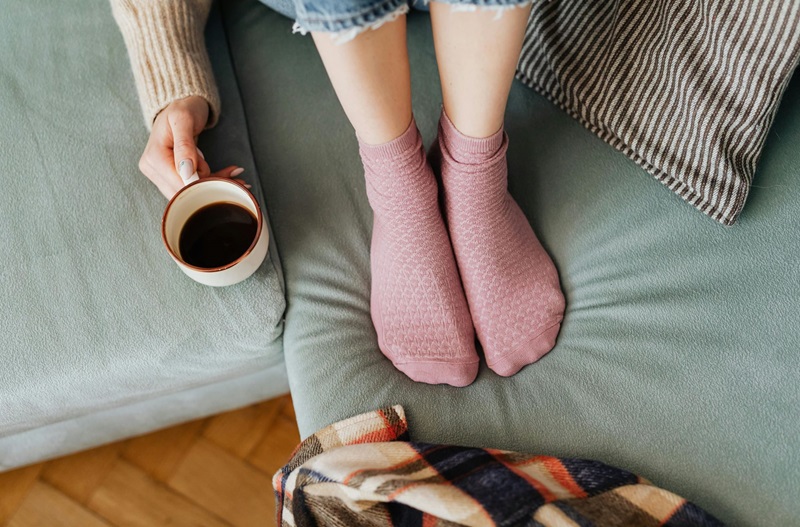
[169,113,200,184]
[154,178,182,200]
[145,145,185,198]
[211,165,244,179]
[197,158,212,179]
[143,156,182,199]
[195,147,210,177]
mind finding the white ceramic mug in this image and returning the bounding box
[162,178,268,287]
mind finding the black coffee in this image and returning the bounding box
[179,202,258,269]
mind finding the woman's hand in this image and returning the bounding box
[139,95,245,199]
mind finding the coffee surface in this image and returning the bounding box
[179,202,257,269]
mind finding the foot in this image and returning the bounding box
[433,111,565,376]
[360,118,479,387]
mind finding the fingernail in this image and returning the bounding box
[178,159,195,182]
[243,183,252,189]
[196,147,205,160]
[230,167,245,177]
[186,171,200,184]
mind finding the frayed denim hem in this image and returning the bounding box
[292,0,410,44]
[425,0,532,6]
[291,0,531,44]
[425,0,533,19]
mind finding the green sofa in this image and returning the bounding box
[2,0,798,525]
[0,1,288,469]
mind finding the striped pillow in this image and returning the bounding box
[517,0,800,225]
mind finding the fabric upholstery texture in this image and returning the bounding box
[0,0,287,464]
[222,2,800,525]
[517,0,800,225]
[0,365,289,471]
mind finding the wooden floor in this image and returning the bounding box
[0,395,300,527]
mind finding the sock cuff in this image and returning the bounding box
[358,117,420,160]
[439,109,504,159]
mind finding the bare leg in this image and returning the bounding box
[310,20,479,386]
[430,3,565,376]
[311,20,412,144]
[429,3,531,138]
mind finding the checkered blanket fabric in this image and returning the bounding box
[273,406,722,526]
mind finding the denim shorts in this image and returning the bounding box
[259,0,532,41]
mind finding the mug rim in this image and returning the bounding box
[161,177,264,273]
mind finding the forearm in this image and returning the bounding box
[110,0,221,129]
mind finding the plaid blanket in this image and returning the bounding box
[273,406,722,526]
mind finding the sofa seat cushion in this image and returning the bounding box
[224,1,800,525]
[0,0,286,439]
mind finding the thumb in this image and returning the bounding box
[170,114,200,184]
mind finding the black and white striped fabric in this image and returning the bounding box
[517,0,800,225]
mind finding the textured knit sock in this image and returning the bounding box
[360,118,479,387]
[433,111,565,376]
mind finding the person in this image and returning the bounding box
[111,0,565,387]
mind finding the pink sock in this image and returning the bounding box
[434,111,565,376]
[360,118,479,387]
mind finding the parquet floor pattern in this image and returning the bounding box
[0,395,299,527]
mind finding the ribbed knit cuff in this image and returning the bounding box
[357,117,419,160]
[111,0,221,130]
[439,109,504,160]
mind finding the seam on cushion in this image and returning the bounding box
[217,1,287,294]
[0,352,286,438]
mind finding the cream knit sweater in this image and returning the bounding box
[110,0,221,130]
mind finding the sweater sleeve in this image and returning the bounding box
[110,0,221,130]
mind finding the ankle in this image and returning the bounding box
[439,110,505,164]
[359,119,440,216]
[358,116,420,163]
